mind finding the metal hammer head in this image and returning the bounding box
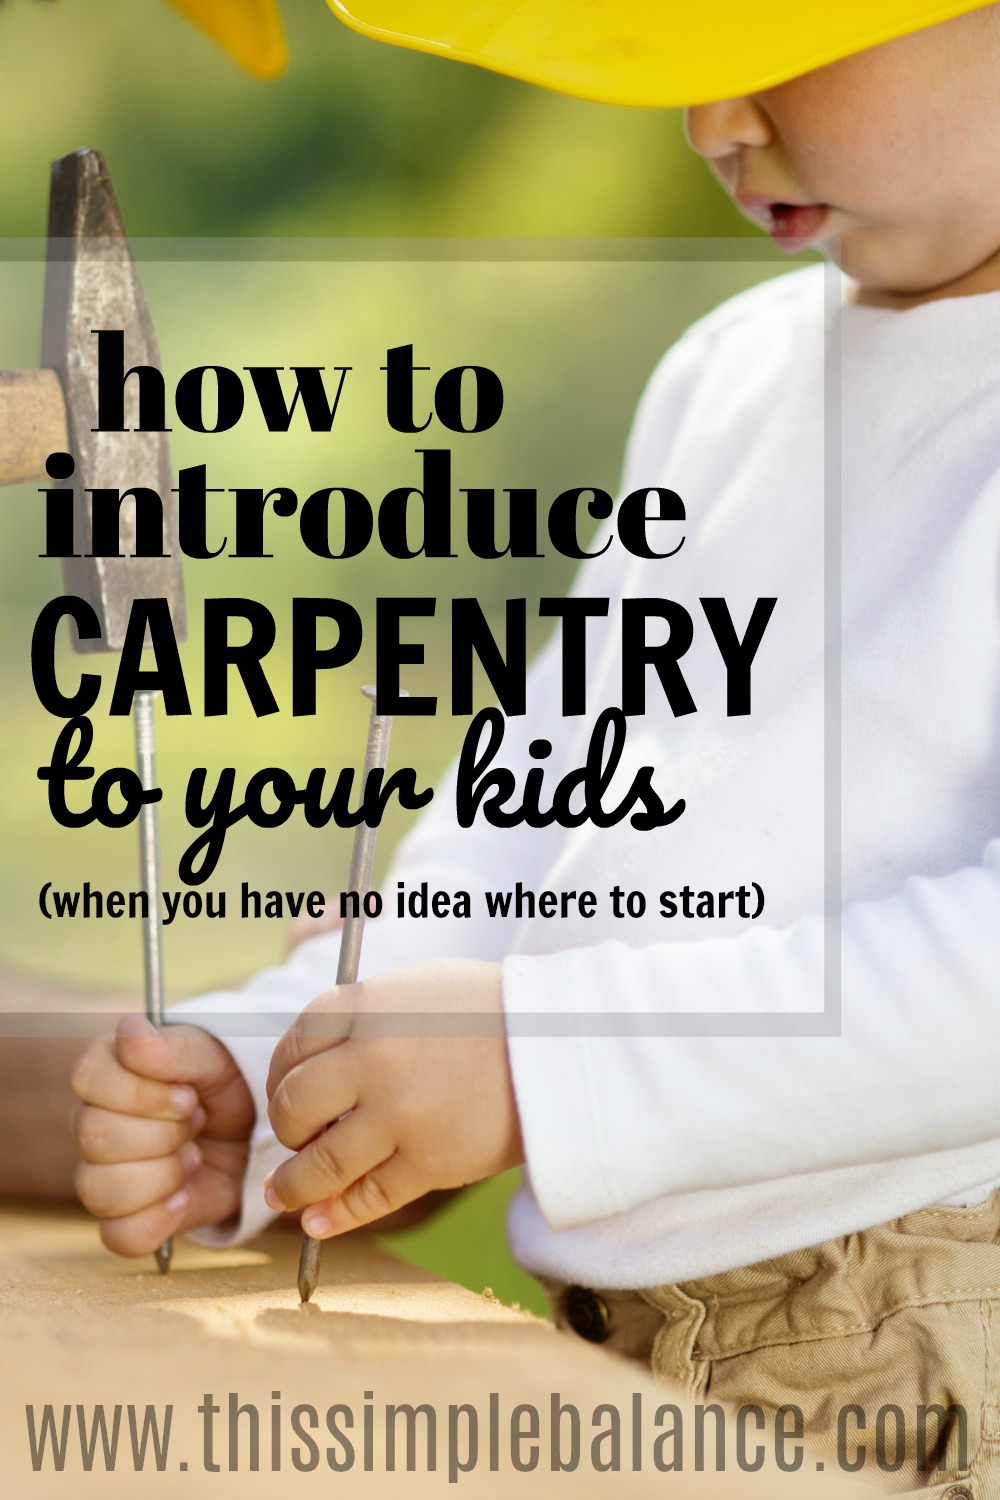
[41,148,186,652]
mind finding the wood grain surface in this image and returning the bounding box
[0,1206,872,1498]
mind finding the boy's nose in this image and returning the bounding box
[684,97,773,160]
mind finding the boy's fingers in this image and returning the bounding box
[97,1157,244,1258]
[299,1153,420,1239]
[267,1108,393,1212]
[266,993,355,1101]
[98,1191,193,1259]
[75,1147,200,1220]
[75,1105,203,1164]
[267,1048,357,1149]
[71,1039,199,1121]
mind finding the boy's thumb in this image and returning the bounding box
[115,1013,226,1090]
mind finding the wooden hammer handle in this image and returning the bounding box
[0,369,69,486]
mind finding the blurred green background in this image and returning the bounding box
[0,0,758,241]
[0,0,797,1314]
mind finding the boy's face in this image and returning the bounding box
[685,5,1000,305]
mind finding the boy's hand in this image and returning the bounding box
[286,902,342,954]
[264,960,523,1239]
[71,1016,254,1256]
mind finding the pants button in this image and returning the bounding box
[564,1285,611,1343]
[944,1487,973,1500]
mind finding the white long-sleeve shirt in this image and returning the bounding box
[183,266,1000,1286]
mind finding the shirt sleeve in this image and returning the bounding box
[503,837,1000,1232]
[175,279,807,1247]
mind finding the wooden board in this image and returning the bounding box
[0,1206,870,1498]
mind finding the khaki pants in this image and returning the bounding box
[544,1193,1000,1497]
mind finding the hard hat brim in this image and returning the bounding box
[327,0,994,105]
[164,0,288,79]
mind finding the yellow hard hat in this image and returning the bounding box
[325,0,994,105]
[163,0,287,78]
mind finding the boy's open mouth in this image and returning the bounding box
[736,192,828,247]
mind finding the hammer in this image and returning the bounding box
[1,149,187,1272]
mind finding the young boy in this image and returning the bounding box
[71,2,1000,1489]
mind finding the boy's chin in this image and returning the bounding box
[834,230,1000,307]
[823,231,910,297]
